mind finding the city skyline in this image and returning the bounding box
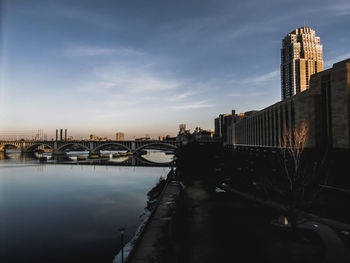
[1,0,350,139]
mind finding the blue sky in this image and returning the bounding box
[1,0,350,139]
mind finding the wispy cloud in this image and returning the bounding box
[167,90,197,101]
[170,100,212,110]
[229,91,268,97]
[241,69,279,85]
[66,46,144,57]
[332,1,350,16]
[325,52,350,68]
[91,67,179,94]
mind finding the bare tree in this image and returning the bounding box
[279,120,309,231]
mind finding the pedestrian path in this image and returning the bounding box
[127,177,181,263]
[219,183,350,263]
[299,221,350,263]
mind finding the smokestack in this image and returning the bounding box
[56,129,58,141]
[65,129,67,141]
[60,129,63,141]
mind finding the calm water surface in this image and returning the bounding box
[0,152,170,263]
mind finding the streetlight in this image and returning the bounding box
[119,228,125,263]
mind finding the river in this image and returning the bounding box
[0,151,173,263]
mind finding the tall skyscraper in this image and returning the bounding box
[281,26,324,100]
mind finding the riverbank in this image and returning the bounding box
[123,175,333,262]
[41,159,171,167]
[118,169,181,263]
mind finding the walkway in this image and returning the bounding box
[126,176,182,263]
[299,221,350,263]
[219,184,350,263]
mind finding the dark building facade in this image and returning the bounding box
[215,110,254,145]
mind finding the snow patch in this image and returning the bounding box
[215,187,226,193]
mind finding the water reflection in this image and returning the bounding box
[0,152,170,263]
[140,149,174,163]
[18,149,175,166]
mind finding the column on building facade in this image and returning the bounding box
[269,109,273,146]
[267,111,270,146]
[249,118,252,145]
[254,114,258,145]
[267,110,270,146]
[237,124,241,145]
[260,112,264,146]
[242,123,244,144]
[265,111,268,146]
[280,104,285,142]
[258,114,262,146]
[247,119,250,145]
[263,111,267,146]
[270,110,273,146]
[268,111,271,146]
[239,125,241,145]
[246,119,249,145]
[244,119,248,144]
[273,108,278,146]
[265,111,269,146]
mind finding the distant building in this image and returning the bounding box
[214,113,231,140]
[165,135,176,141]
[116,132,125,141]
[135,135,152,141]
[34,129,45,141]
[179,124,186,134]
[177,124,214,144]
[90,134,109,141]
[178,124,190,136]
[215,111,252,145]
[176,123,191,144]
[193,127,214,141]
[281,26,324,100]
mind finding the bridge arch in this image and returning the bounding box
[93,143,131,153]
[134,142,177,153]
[135,155,175,165]
[56,143,89,152]
[23,143,54,152]
[0,143,21,152]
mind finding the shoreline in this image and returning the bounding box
[121,169,181,263]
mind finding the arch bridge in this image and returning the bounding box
[0,140,179,154]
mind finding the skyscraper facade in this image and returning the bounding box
[281,26,324,100]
